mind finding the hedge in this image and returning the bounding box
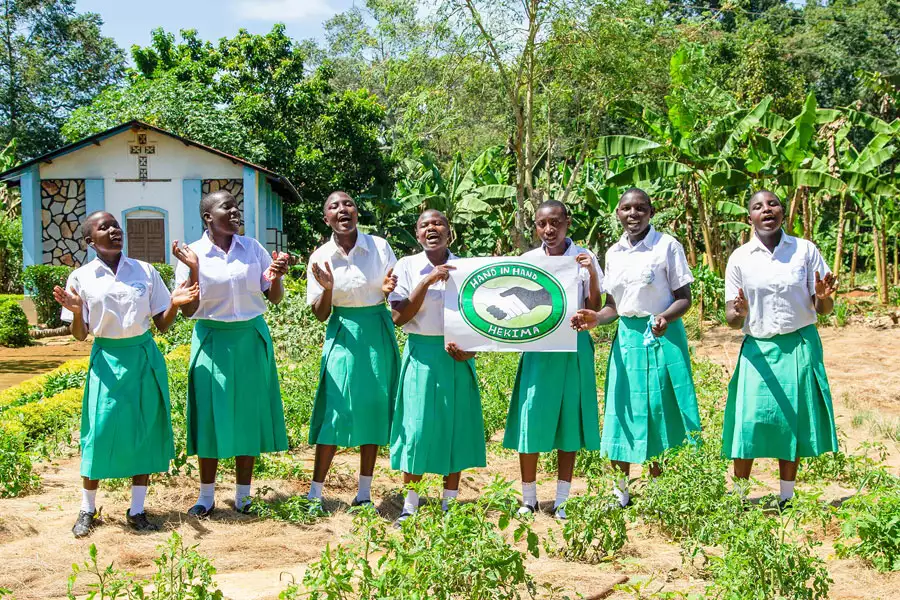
[22,264,73,328]
[152,262,175,290]
[0,356,89,409]
[0,298,30,347]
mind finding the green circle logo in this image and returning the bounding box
[458,261,567,343]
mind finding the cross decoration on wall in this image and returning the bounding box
[128,132,157,180]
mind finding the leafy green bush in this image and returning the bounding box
[0,298,30,347]
[23,264,73,328]
[248,489,326,524]
[0,429,39,497]
[154,313,194,353]
[557,475,628,563]
[0,215,23,293]
[151,262,175,289]
[836,485,900,572]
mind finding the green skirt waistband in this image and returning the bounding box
[93,330,153,348]
[196,315,265,330]
[407,333,444,345]
[332,304,388,316]
[618,315,678,329]
[745,323,816,343]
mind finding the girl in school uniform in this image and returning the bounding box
[572,188,700,508]
[54,211,199,537]
[306,191,399,508]
[503,199,603,519]
[723,190,838,508]
[389,209,486,525]
[173,190,290,517]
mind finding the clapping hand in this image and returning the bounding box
[53,285,82,314]
[311,262,334,290]
[570,309,600,331]
[171,241,199,270]
[446,341,475,362]
[171,280,200,307]
[814,271,838,299]
[575,253,596,275]
[267,251,291,280]
[733,288,748,318]
[382,268,398,294]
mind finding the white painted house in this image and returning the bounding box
[0,121,299,268]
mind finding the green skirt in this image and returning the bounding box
[722,325,838,460]
[390,334,486,476]
[187,315,288,458]
[503,330,601,453]
[81,331,174,479]
[601,316,700,463]
[309,305,400,447]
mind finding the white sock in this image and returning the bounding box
[235,483,251,510]
[129,485,147,516]
[779,479,795,502]
[554,480,571,509]
[81,488,97,513]
[733,478,750,500]
[357,475,373,502]
[442,488,458,511]
[521,481,537,508]
[613,477,630,507]
[308,481,324,501]
[197,482,215,510]
[403,490,419,514]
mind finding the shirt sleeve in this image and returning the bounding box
[256,239,273,292]
[806,242,831,297]
[388,257,411,303]
[382,240,398,275]
[580,251,604,301]
[666,240,695,291]
[725,254,741,302]
[148,266,172,317]
[60,271,87,324]
[306,250,325,306]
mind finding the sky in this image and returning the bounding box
[76,0,358,53]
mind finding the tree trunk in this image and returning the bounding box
[894,236,899,286]
[786,187,803,234]
[880,225,889,303]
[801,188,813,240]
[850,219,860,288]
[833,194,848,277]
[692,179,717,273]
[684,205,698,267]
[524,45,535,212]
[873,225,887,304]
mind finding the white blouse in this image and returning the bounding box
[306,233,397,308]
[174,232,272,322]
[725,233,829,339]
[389,251,458,336]
[603,226,694,317]
[522,239,603,309]
[61,257,171,339]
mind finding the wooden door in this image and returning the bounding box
[126,218,166,263]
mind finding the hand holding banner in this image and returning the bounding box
[444,255,580,352]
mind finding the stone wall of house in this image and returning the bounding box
[202,179,244,214]
[41,179,86,267]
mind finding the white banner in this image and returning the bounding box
[444,255,579,352]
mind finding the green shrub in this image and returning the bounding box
[0,298,30,347]
[249,488,326,524]
[557,475,628,563]
[836,485,900,572]
[23,264,73,328]
[152,262,175,289]
[0,215,23,293]
[0,429,39,498]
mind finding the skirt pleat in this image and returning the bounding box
[187,315,288,458]
[309,305,400,447]
[503,330,601,453]
[390,334,486,475]
[722,325,838,460]
[601,316,700,463]
[81,331,174,479]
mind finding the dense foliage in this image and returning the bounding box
[0,298,29,347]
[22,265,73,328]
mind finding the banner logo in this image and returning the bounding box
[458,261,567,343]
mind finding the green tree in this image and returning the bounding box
[0,0,125,159]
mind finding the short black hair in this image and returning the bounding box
[323,190,354,212]
[200,190,234,227]
[620,187,652,207]
[81,210,114,239]
[536,199,568,218]
[417,208,449,228]
[748,189,781,210]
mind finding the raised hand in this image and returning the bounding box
[172,241,199,270]
[570,309,600,331]
[733,288,748,318]
[814,271,838,299]
[382,267,398,294]
[575,252,596,275]
[424,264,456,286]
[265,251,291,281]
[53,285,83,314]
[651,315,669,336]
[445,341,475,362]
[171,280,200,307]
[311,262,334,290]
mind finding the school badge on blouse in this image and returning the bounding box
[640,266,655,286]
[458,261,567,344]
[130,282,147,297]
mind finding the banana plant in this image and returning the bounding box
[0,140,19,219]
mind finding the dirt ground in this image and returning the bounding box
[0,326,898,599]
[0,336,93,390]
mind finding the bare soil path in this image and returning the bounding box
[0,326,898,599]
[0,336,92,391]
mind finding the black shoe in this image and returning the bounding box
[187,502,215,518]
[393,509,415,528]
[777,498,793,512]
[517,502,538,516]
[72,509,98,538]
[235,501,257,516]
[351,496,372,508]
[126,510,160,532]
